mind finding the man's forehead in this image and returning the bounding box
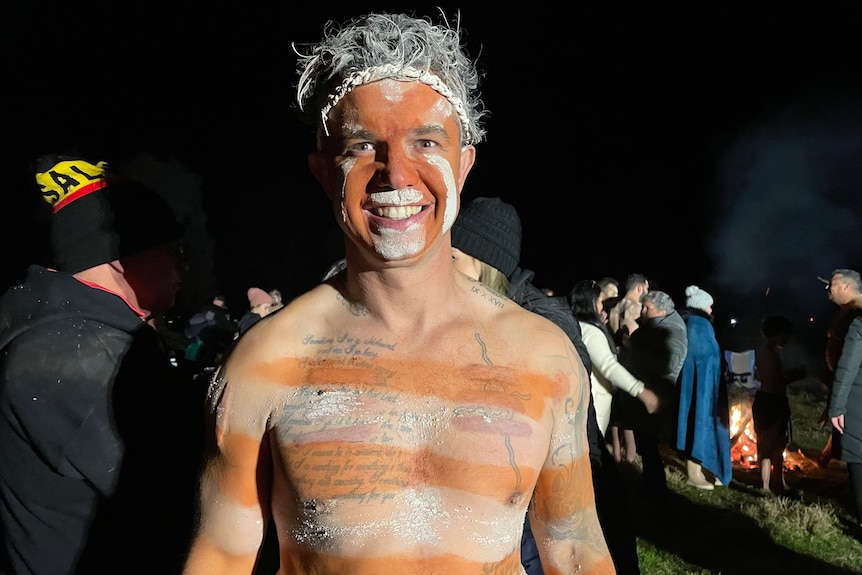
[339,79,451,111]
[319,65,472,144]
[331,82,458,136]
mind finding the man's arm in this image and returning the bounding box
[528,341,616,574]
[183,371,272,575]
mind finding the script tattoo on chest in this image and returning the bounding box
[302,332,396,359]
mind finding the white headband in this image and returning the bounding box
[319,64,473,145]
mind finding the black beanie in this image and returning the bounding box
[34,155,184,274]
[451,197,522,277]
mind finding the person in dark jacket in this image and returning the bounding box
[0,155,205,575]
[184,294,237,373]
[824,269,862,538]
[452,196,641,575]
[619,289,688,501]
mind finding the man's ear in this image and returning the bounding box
[456,145,476,190]
[308,151,334,200]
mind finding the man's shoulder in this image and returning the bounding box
[459,280,569,340]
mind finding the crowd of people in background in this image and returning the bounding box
[3,9,862,575]
[3,158,856,574]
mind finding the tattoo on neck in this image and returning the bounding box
[336,292,368,316]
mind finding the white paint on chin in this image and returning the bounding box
[368,189,426,259]
[373,221,425,260]
[425,155,458,233]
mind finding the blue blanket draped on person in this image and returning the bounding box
[676,286,732,488]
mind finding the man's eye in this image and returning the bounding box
[418,139,439,148]
[347,142,375,153]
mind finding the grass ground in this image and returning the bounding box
[626,379,862,574]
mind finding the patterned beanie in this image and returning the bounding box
[685,285,714,310]
[34,155,183,274]
[451,197,522,277]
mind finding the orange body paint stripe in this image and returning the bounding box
[281,440,538,500]
[450,414,532,436]
[530,453,594,521]
[218,433,265,507]
[543,555,616,575]
[284,549,523,575]
[254,358,566,421]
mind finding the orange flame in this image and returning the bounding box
[730,401,759,469]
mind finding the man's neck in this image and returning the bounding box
[73,263,148,318]
[339,247,459,332]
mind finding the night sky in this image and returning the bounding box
[4,3,862,360]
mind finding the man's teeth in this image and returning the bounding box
[372,206,422,220]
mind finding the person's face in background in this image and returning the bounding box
[827,274,853,306]
[641,298,666,320]
[452,248,482,281]
[596,290,608,323]
[121,241,184,317]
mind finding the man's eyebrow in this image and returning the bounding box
[340,126,375,141]
[413,123,448,137]
[339,123,451,142]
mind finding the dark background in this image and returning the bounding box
[4,3,862,366]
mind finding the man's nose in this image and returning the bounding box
[375,146,418,189]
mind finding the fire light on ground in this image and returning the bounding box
[729,393,817,473]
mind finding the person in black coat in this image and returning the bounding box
[0,155,205,575]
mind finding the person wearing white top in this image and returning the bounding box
[570,280,659,436]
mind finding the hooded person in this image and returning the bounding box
[676,284,732,490]
[0,154,204,575]
[451,196,642,575]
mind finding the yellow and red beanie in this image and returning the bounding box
[34,154,183,274]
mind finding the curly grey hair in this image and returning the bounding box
[293,11,487,147]
[642,290,676,313]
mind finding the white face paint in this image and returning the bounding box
[425,155,458,233]
[373,225,423,259]
[369,188,426,260]
[430,96,454,123]
[380,79,406,104]
[339,157,358,223]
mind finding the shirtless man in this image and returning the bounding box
[183,12,614,575]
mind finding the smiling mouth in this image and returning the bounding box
[371,205,423,220]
